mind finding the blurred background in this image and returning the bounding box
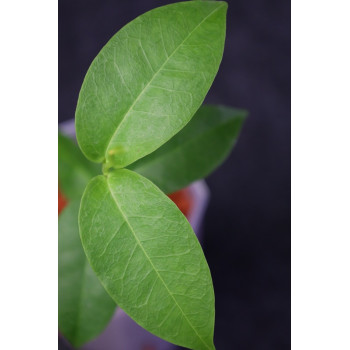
[59,0,290,348]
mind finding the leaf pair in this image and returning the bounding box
[58,102,246,348]
[58,1,246,349]
[75,2,227,348]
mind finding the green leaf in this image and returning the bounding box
[129,104,247,193]
[58,132,100,200]
[58,201,116,347]
[76,1,227,168]
[79,170,215,350]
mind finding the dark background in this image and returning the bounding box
[59,0,291,348]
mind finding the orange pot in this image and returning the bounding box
[58,187,194,218]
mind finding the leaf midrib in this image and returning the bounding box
[106,178,211,350]
[104,3,225,161]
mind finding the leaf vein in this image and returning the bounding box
[106,179,211,349]
[104,3,225,161]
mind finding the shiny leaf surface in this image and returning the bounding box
[79,170,215,349]
[129,105,247,193]
[76,1,227,168]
